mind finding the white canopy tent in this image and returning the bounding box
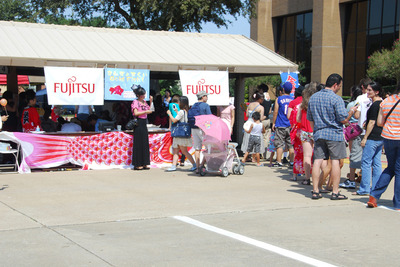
[0,20,297,143]
[0,21,297,74]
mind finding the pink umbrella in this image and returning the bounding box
[195,114,231,142]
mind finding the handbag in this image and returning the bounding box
[243,104,260,131]
[243,118,253,131]
[126,118,138,130]
[170,111,191,138]
[344,122,363,142]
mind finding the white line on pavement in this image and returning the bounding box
[173,216,337,267]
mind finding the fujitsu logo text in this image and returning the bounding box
[186,79,221,95]
[54,76,95,96]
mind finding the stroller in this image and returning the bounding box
[198,137,244,177]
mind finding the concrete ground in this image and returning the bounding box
[0,157,398,267]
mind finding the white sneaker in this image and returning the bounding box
[166,166,177,172]
[339,179,356,189]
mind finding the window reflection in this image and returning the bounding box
[343,0,400,94]
[275,12,312,83]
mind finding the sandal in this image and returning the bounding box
[311,191,322,200]
[301,179,311,185]
[319,189,331,194]
[331,192,348,200]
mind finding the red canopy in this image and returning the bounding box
[0,74,30,85]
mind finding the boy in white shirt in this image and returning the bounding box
[241,112,265,167]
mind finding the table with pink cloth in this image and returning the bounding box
[0,131,177,173]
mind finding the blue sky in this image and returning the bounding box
[196,15,250,37]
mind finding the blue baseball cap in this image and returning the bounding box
[282,82,293,94]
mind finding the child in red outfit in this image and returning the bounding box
[21,90,41,133]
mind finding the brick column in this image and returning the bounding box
[311,0,344,95]
[250,0,275,50]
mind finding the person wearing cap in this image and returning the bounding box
[188,90,212,173]
[272,82,294,167]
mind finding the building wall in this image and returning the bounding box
[251,0,400,96]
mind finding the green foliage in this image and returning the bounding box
[243,61,306,102]
[159,80,181,96]
[367,39,400,85]
[7,0,257,32]
[0,0,35,21]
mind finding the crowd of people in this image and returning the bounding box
[1,74,399,209]
[141,73,400,210]
[239,73,400,209]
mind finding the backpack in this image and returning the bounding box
[188,102,202,128]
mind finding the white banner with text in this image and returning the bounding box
[179,70,229,106]
[44,67,104,105]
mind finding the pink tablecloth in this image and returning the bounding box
[0,131,179,173]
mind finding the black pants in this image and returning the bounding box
[132,118,150,167]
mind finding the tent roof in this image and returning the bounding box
[0,20,297,76]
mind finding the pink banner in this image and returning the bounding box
[0,131,177,173]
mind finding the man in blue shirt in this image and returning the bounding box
[307,73,355,200]
[272,82,294,167]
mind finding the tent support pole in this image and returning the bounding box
[7,67,18,95]
[233,75,245,148]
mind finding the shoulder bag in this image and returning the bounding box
[243,104,260,131]
[384,97,400,123]
[344,122,363,142]
[126,118,138,130]
[171,111,191,138]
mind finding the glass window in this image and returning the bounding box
[343,64,355,94]
[297,14,304,33]
[355,63,366,83]
[357,1,368,31]
[347,4,358,32]
[356,31,367,62]
[397,0,400,25]
[382,0,396,27]
[286,16,296,41]
[304,13,313,36]
[274,12,313,83]
[368,0,382,29]
[344,32,356,63]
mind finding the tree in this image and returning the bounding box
[0,0,35,21]
[26,0,257,31]
[244,62,307,101]
[367,39,400,86]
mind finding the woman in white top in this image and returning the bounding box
[241,92,265,161]
[166,96,197,172]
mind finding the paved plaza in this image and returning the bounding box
[0,159,398,266]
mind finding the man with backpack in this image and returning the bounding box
[188,91,212,173]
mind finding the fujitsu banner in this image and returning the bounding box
[179,70,229,106]
[44,67,104,105]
